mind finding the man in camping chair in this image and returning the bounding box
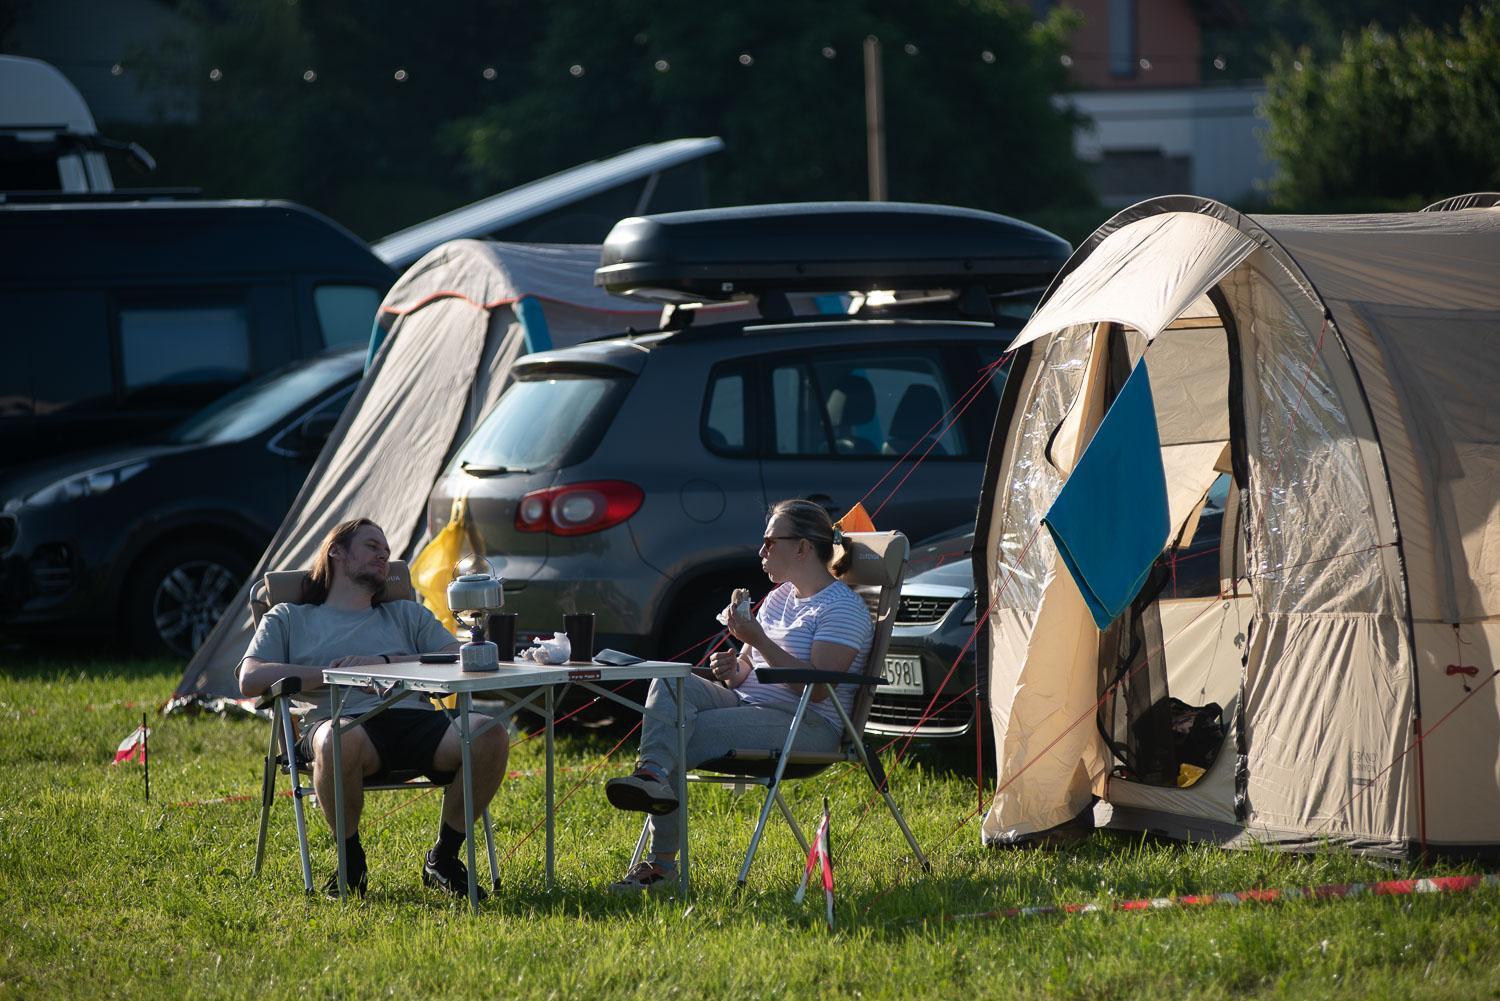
[237,518,510,898]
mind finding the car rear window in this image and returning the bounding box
[453,372,628,473]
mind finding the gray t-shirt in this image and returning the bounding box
[243,599,457,720]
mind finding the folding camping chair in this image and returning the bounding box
[248,560,498,893]
[629,530,931,886]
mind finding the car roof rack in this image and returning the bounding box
[594,202,1071,318]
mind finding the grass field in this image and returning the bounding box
[2,656,1498,1000]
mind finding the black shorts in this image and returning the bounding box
[299,708,456,785]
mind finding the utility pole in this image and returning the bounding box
[864,35,887,201]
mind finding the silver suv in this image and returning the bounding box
[426,202,1067,661]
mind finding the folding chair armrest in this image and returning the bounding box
[753,668,885,687]
[253,676,304,712]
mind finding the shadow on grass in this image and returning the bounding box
[0,636,184,683]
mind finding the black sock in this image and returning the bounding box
[345,831,367,874]
[433,822,466,860]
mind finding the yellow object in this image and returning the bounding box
[1177,763,1206,788]
[409,494,471,634]
[836,502,876,534]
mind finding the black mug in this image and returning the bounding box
[486,612,518,662]
[563,612,595,663]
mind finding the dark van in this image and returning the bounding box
[0,199,396,470]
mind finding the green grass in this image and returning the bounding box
[2,657,1498,1000]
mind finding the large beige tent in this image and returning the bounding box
[174,241,660,702]
[976,195,1500,855]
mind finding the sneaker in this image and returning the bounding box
[607,860,678,895]
[422,850,489,901]
[605,769,679,815]
[321,866,368,898]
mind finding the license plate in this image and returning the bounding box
[879,655,923,695]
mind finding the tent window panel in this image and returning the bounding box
[992,323,1097,613]
[1233,274,1390,614]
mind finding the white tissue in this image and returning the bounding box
[519,632,572,665]
[715,593,752,626]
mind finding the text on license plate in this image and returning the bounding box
[879,655,923,695]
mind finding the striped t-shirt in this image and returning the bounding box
[739,580,874,728]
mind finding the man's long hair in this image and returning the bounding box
[302,518,387,605]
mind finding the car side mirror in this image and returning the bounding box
[274,411,340,459]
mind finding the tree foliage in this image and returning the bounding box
[118,0,1090,239]
[1261,3,1500,209]
[451,0,1091,216]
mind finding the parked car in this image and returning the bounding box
[427,202,1070,662]
[0,199,395,471]
[867,524,983,741]
[868,473,1234,744]
[0,348,364,656]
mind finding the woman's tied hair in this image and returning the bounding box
[303,517,387,605]
[768,499,852,577]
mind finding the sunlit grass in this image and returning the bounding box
[1,657,1497,1000]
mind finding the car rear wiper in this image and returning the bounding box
[460,461,528,476]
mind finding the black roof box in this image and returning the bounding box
[595,201,1071,304]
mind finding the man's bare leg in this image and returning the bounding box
[433,715,510,829]
[311,720,381,832]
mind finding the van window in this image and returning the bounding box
[453,372,628,473]
[119,304,251,399]
[767,348,964,458]
[2,289,113,417]
[314,285,383,348]
[702,366,749,455]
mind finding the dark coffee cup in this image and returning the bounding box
[486,612,518,662]
[563,612,595,663]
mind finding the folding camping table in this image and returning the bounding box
[322,658,692,909]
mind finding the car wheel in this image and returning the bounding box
[128,541,251,658]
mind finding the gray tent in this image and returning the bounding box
[173,241,659,702]
[976,196,1500,855]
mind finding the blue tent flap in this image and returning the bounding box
[1041,361,1170,630]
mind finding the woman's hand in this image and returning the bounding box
[708,650,743,686]
[725,603,765,647]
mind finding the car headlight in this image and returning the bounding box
[962,598,977,625]
[25,461,149,506]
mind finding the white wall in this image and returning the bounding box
[1064,84,1273,207]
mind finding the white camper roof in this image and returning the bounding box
[373,137,724,268]
[0,55,99,132]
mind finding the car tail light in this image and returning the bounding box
[514,481,644,537]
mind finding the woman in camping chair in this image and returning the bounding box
[603,498,874,893]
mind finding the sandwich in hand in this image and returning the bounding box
[716,587,752,626]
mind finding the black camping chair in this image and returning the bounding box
[248,560,498,893]
[627,531,931,886]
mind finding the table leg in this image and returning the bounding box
[544,684,555,885]
[330,686,348,900]
[676,673,689,896]
[459,691,479,911]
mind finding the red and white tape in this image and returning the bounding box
[940,872,1500,923]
